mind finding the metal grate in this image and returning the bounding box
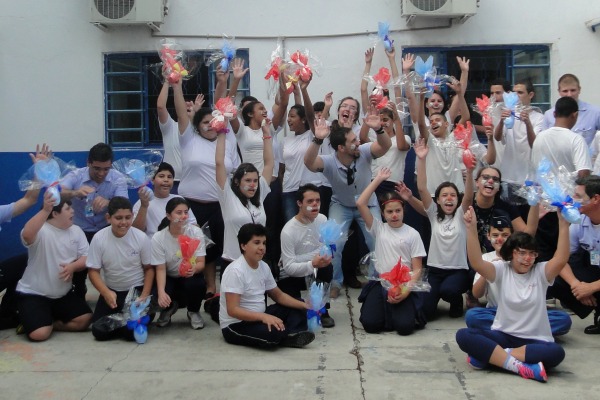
[409,0,448,12]
[94,0,135,20]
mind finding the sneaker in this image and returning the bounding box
[156,301,178,327]
[466,356,485,370]
[518,362,547,383]
[281,331,315,348]
[330,286,341,299]
[187,311,205,330]
[449,298,464,318]
[320,312,335,328]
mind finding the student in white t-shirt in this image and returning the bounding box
[456,207,569,383]
[16,193,92,341]
[215,117,273,270]
[405,138,474,319]
[132,162,197,239]
[357,168,427,335]
[87,197,154,341]
[219,223,315,349]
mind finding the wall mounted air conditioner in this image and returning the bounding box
[90,0,168,31]
[401,0,478,23]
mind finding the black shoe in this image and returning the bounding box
[321,313,335,328]
[344,276,363,289]
[584,312,600,334]
[281,331,315,348]
[449,298,464,318]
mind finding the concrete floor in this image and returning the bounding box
[1,287,599,400]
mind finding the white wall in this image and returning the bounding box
[2,0,600,151]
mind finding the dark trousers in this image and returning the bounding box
[264,179,283,269]
[185,200,224,265]
[456,328,565,369]
[277,264,333,299]
[358,281,425,335]
[422,267,470,320]
[162,274,207,313]
[221,303,307,348]
[73,230,102,300]
[0,253,28,329]
[91,286,144,341]
[318,186,332,218]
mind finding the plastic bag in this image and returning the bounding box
[502,92,519,129]
[210,97,238,133]
[472,94,496,127]
[453,122,477,169]
[536,158,581,223]
[363,67,391,109]
[112,150,163,200]
[18,157,77,206]
[377,21,394,53]
[158,39,191,84]
[414,56,452,98]
[318,220,348,258]
[305,275,330,332]
[264,40,284,99]
[177,224,204,277]
[206,37,237,72]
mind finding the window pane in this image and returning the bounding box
[514,67,549,85]
[109,130,143,144]
[513,49,549,65]
[532,85,550,105]
[107,75,141,92]
[107,58,141,73]
[108,112,142,129]
[107,93,141,110]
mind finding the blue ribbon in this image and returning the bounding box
[329,244,336,258]
[307,306,327,322]
[126,315,150,331]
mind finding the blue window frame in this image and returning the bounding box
[104,49,250,147]
[403,45,551,111]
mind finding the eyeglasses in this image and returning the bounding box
[346,165,356,185]
[514,249,538,259]
[480,174,500,183]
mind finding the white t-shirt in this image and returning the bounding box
[531,127,592,175]
[473,251,503,307]
[218,176,271,261]
[490,260,554,342]
[371,135,412,183]
[159,116,183,180]
[150,227,206,277]
[281,130,324,193]
[279,214,327,280]
[236,124,280,178]
[425,202,468,269]
[499,111,544,184]
[425,134,465,194]
[178,123,239,202]
[17,223,88,298]
[367,218,426,274]
[590,131,600,175]
[87,226,152,292]
[133,194,197,239]
[219,256,277,328]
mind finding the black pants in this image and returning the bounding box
[422,267,470,320]
[277,264,333,299]
[161,274,207,313]
[91,286,144,341]
[185,200,224,265]
[0,254,28,329]
[221,303,307,348]
[264,179,283,269]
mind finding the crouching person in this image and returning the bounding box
[87,197,154,340]
[220,223,315,349]
[16,192,92,341]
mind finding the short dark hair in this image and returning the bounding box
[499,231,537,261]
[231,163,261,208]
[329,126,352,152]
[490,79,511,92]
[290,104,309,131]
[433,182,461,222]
[47,200,72,220]
[576,175,600,197]
[515,78,534,94]
[192,107,214,133]
[240,95,258,107]
[296,184,320,203]
[554,97,578,118]
[107,196,132,216]
[313,101,325,112]
[379,107,394,120]
[475,166,503,199]
[241,101,261,126]
[157,197,189,231]
[88,143,113,163]
[154,162,175,179]
[237,223,267,253]
[429,112,447,122]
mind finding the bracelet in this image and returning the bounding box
[375,127,385,135]
[262,136,272,140]
[312,137,324,145]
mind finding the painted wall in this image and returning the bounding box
[1,0,600,257]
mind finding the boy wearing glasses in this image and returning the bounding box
[465,215,571,336]
[60,143,127,298]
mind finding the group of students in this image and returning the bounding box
[2,44,600,384]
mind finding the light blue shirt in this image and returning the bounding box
[0,202,15,232]
[543,100,600,146]
[321,143,377,207]
[570,215,600,254]
[60,167,128,232]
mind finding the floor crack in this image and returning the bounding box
[81,344,137,399]
[345,287,366,400]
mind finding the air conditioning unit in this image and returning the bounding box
[90,0,168,31]
[401,0,478,22]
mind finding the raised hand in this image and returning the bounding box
[364,48,374,64]
[413,138,429,159]
[231,58,249,80]
[402,53,415,73]
[29,143,52,164]
[314,118,330,140]
[363,107,382,131]
[456,56,470,72]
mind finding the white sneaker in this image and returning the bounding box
[187,311,205,330]
[156,301,178,327]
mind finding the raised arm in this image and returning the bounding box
[364,108,391,158]
[447,79,470,125]
[386,47,402,99]
[271,72,290,130]
[21,191,54,245]
[172,80,190,134]
[388,102,410,150]
[360,48,374,115]
[322,92,333,121]
[304,118,328,172]
[357,168,391,230]
[261,119,274,183]
[461,164,475,212]
[544,214,571,281]
[464,206,496,281]
[300,78,316,133]
[396,181,426,216]
[157,81,170,124]
[226,58,248,99]
[414,138,433,210]
[448,57,469,123]
[214,65,229,101]
[215,131,228,190]
[482,125,496,165]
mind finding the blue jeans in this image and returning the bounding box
[328,201,379,288]
[464,307,572,336]
[281,191,299,224]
